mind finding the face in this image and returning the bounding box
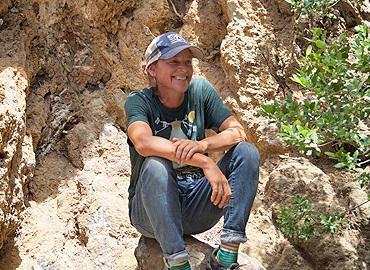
[147,49,194,94]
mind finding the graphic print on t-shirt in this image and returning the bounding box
[153,110,197,169]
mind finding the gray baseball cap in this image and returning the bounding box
[144,32,203,70]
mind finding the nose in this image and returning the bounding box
[176,61,192,71]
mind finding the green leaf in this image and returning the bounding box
[306,45,313,56]
[259,23,369,173]
[315,39,325,49]
[334,163,346,169]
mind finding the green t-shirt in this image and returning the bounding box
[124,77,233,206]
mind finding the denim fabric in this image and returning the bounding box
[130,142,260,267]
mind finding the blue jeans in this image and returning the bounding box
[130,142,260,267]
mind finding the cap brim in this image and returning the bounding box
[160,45,204,60]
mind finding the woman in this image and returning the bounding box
[124,32,260,270]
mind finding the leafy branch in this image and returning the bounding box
[259,24,370,171]
[276,195,369,243]
[261,24,370,242]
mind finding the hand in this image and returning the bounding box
[172,138,207,164]
[202,160,232,208]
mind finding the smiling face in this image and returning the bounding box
[147,49,194,95]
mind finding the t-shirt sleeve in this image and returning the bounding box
[124,91,150,129]
[201,79,233,131]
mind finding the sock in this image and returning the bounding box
[216,243,239,268]
[170,261,191,270]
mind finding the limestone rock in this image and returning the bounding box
[0,67,35,249]
[134,236,266,270]
[265,157,370,269]
[0,0,369,269]
[265,157,337,208]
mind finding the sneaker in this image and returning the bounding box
[208,248,241,270]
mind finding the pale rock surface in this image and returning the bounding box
[135,236,266,270]
[0,0,369,270]
[5,124,139,270]
[0,67,35,250]
[219,0,295,158]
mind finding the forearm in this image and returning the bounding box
[201,126,246,153]
[136,135,214,169]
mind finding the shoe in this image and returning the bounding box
[208,248,241,270]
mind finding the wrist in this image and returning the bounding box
[199,155,215,170]
[199,140,209,153]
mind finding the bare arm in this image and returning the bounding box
[172,115,246,162]
[201,115,246,152]
[127,121,232,208]
[128,121,210,167]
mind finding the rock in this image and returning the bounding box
[265,157,337,209]
[273,242,313,270]
[0,0,11,15]
[134,235,266,270]
[265,157,370,269]
[0,67,35,249]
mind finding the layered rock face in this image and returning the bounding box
[0,0,369,269]
[0,67,35,250]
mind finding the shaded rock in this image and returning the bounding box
[272,242,313,270]
[0,0,11,15]
[265,157,337,209]
[134,235,266,270]
[265,157,370,269]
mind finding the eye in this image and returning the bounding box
[185,60,192,66]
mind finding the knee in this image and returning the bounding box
[140,157,175,187]
[234,142,260,170]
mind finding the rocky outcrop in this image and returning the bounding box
[0,0,369,269]
[0,67,35,249]
[135,236,266,270]
[264,157,370,269]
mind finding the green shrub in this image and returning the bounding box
[285,0,338,17]
[356,171,370,188]
[285,0,363,19]
[260,24,370,170]
[262,24,370,242]
[276,195,345,242]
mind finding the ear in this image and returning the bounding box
[147,64,156,77]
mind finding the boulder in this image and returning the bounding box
[134,235,266,270]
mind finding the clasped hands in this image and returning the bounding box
[171,138,232,208]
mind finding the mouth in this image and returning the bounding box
[172,76,187,81]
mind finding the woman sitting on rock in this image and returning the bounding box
[124,32,260,270]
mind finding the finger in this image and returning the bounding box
[212,185,223,207]
[218,190,231,208]
[171,137,180,142]
[217,181,231,208]
[210,185,219,203]
[175,142,186,161]
[185,148,196,161]
[214,190,223,207]
[180,143,194,162]
[179,145,189,163]
[222,179,232,207]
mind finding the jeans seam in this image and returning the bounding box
[131,221,154,238]
[226,146,239,223]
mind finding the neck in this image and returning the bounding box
[155,88,185,109]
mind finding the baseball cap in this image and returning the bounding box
[144,32,204,70]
